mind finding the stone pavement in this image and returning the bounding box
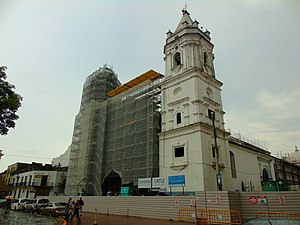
[0,208,62,225]
[63,212,194,225]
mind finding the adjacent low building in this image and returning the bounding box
[7,163,67,198]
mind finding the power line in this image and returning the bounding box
[2,154,53,160]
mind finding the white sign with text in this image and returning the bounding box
[138,178,151,188]
[152,177,166,189]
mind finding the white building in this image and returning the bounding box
[10,167,67,198]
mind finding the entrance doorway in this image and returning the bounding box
[101,170,121,196]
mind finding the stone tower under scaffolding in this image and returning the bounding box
[65,65,162,195]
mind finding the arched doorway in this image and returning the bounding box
[101,170,121,196]
[262,168,270,181]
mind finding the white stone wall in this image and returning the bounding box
[160,129,205,192]
[228,145,262,191]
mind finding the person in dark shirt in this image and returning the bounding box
[5,198,12,214]
[78,197,84,214]
[71,200,81,222]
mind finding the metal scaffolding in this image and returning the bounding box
[65,65,162,195]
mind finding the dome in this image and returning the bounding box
[288,146,300,165]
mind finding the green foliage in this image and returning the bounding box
[0,66,23,135]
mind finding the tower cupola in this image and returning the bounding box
[164,9,215,78]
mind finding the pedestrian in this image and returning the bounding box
[5,198,12,214]
[71,199,81,222]
[69,200,75,218]
[64,197,72,220]
[78,197,84,214]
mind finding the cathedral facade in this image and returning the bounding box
[65,10,300,196]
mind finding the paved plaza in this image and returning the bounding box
[0,209,193,225]
[64,212,192,225]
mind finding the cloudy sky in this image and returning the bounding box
[0,0,299,172]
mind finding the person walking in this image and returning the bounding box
[71,199,81,222]
[78,197,84,214]
[5,198,12,214]
[64,197,72,220]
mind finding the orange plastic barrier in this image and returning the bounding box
[256,211,300,220]
[179,208,242,225]
[178,208,197,222]
[197,209,242,225]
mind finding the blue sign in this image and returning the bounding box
[168,175,186,187]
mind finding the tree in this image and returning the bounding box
[0,66,23,135]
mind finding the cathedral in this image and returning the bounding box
[64,10,300,196]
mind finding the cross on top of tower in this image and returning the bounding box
[184,2,188,11]
[182,2,190,15]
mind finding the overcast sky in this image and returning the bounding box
[0,0,299,172]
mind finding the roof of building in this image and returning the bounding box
[228,136,271,155]
[175,9,194,32]
[107,70,161,97]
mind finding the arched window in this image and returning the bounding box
[204,52,208,65]
[230,151,237,178]
[176,112,182,124]
[174,52,181,66]
[241,181,246,191]
[262,168,270,181]
[212,146,216,158]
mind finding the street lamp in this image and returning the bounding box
[208,109,222,191]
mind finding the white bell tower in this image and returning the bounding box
[159,9,230,192]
